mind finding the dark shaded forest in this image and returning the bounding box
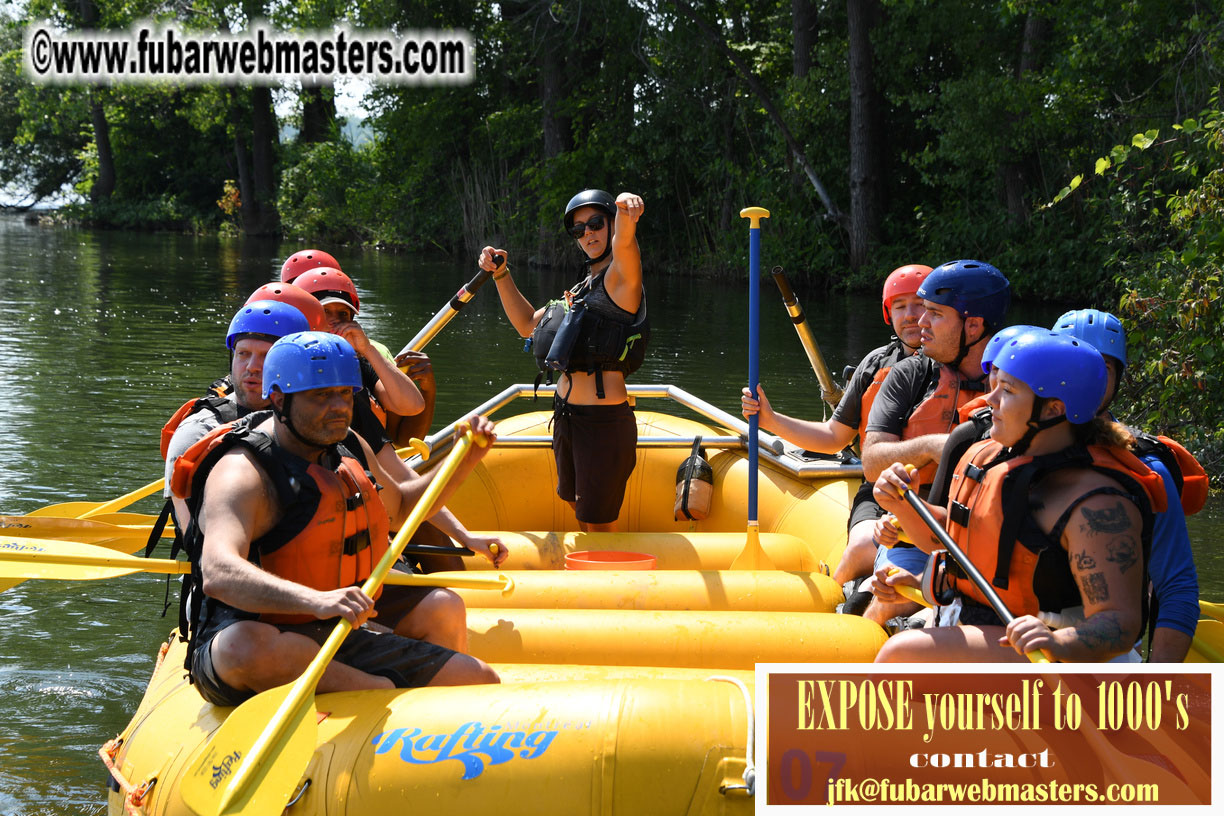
[4,1,1223,467]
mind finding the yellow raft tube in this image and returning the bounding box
[105,385,880,815]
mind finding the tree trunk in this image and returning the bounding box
[539,13,571,161]
[674,0,843,225]
[88,97,115,201]
[76,0,114,202]
[300,84,337,144]
[1001,13,1051,223]
[233,128,255,235]
[793,0,819,79]
[248,86,280,235]
[847,0,883,269]
[719,75,737,235]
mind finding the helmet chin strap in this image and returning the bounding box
[1007,398,1066,455]
[583,217,614,267]
[948,322,990,371]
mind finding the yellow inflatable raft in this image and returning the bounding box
[104,385,870,815]
[104,635,758,816]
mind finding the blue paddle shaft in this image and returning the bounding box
[747,226,761,522]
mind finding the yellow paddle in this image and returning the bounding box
[730,206,776,571]
[0,536,508,590]
[0,515,153,546]
[769,266,844,409]
[25,477,165,519]
[894,469,1050,663]
[1198,600,1224,623]
[179,427,485,816]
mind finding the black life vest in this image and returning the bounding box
[527,272,649,398]
[167,412,387,674]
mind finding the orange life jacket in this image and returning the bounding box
[851,340,915,443]
[1132,431,1209,515]
[858,366,892,443]
[900,364,988,484]
[173,414,391,626]
[944,439,1164,618]
[159,378,235,460]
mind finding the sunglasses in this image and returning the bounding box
[567,213,607,239]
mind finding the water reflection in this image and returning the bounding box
[0,215,1219,813]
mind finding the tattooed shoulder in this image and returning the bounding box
[1079,500,1134,536]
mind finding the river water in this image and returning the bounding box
[0,214,1219,814]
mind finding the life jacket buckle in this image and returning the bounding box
[344,530,371,555]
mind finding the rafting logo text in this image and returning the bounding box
[371,721,559,780]
[0,540,41,552]
[208,750,242,790]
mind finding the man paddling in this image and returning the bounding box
[857,259,1010,625]
[740,264,931,587]
[178,331,499,706]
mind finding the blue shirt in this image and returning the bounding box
[1142,455,1200,637]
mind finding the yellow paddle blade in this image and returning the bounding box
[1187,619,1224,663]
[24,505,165,529]
[23,477,165,520]
[0,515,149,546]
[181,429,482,816]
[1198,600,1224,623]
[179,682,317,816]
[0,536,189,582]
[729,523,776,570]
[78,478,165,519]
[26,501,107,518]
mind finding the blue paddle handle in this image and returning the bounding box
[747,225,761,523]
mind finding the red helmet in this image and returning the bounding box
[294,267,360,314]
[881,264,933,325]
[280,249,341,283]
[245,282,328,332]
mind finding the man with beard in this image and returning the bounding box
[180,332,499,706]
[857,259,1010,625]
[739,264,931,586]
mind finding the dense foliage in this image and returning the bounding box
[1044,102,1224,474]
[3,2,1223,468]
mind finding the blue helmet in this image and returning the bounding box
[226,300,311,350]
[918,260,1011,328]
[991,329,1107,424]
[262,331,363,398]
[981,324,1044,374]
[1051,308,1127,369]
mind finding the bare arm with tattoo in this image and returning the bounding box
[1004,484,1145,661]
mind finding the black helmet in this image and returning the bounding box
[563,189,616,232]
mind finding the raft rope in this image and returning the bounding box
[99,738,156,816]
[708,675,755,797]
[99,638,173,816]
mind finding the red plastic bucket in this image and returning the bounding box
[564,550,657,571]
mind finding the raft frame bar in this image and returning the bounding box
[412,383,862,481]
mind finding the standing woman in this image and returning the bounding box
[480,189,648,532]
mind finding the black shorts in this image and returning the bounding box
[190,601,455,708]
[848,480,887,531]
[553,398,637,524]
